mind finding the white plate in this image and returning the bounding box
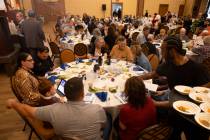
[92,81,107,91]
[174,85,194,95]
[193,87,210,94]
[189,93,209,103]
[194,113,210,130]
[200,102,210,113]
[173,100,201,115]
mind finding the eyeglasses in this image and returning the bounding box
[25,59,34,62]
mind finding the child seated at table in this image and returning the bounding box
[38,79,62,106]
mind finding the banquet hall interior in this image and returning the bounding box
[0,0,210,140]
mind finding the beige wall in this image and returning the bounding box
[144,0,185,16]
[22,0,32,14]
[121,0,137,16]
[65,0,110,18]
[65,0,136,18]
[22,0,197,18]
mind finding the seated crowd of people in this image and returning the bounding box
[6,9,210,140]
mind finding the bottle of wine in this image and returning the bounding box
[98,55,103,66]
[107,54,111,65]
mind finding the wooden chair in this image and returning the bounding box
[49,41,61,63]
[74,43,88,59]
[147,54,159,71]
[162,25,169,33]
[137,123,173,140]
[10,76,28,131]
[60,49,75,64]
[131,32,139,42]
[175,27,182,35]
[202,57,210,75]
[141,44,149,56]
[10,76,39,140]
[53,27,63,42]
[10,76,23,103]
[14,106,55,140]
[11,76,55,140]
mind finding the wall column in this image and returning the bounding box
[136,0,144,17]
[183,0,195,16]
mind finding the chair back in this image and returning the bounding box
[11,76,56,140]
[141,44,149,56]
[137,123,173,140]
[202,57,210,75]
[49,42,60,55]
[15,107,54,140]
[162,25,169,33]
[60,49,75,63]
[53,27,63,41]
[10,76,23,102]
[175,27,182,35]
[147,54,159,71]
[132,32,139,42]
[74,43,87,59]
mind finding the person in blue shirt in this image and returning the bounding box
[130,42,152,72]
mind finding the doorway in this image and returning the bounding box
[159,4,169,16]
[112,3,123,19]
[178,5,185,17]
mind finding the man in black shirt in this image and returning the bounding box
[156,57,209,89]
[140,36,210,140]
[32,47,54,76]
[141,36,210,89]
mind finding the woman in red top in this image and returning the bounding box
[119,76,157,140]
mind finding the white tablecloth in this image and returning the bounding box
[60,35,91,51]
[50,59,158,120]
[51,59,157,107]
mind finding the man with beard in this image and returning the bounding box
[140,36,209,89]
[140,36,210,140]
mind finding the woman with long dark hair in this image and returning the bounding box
[104,26,117,51]
[119,76,156,140]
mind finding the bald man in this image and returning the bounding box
[175,28,189,42]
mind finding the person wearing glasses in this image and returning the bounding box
[12,52,41,106]
[139,36,210,140]
[88,36,109,59]
[7,77,106,140]
[110,36,133,62]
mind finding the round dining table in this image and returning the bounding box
[48,59,156,120]
[60,34,91,51]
